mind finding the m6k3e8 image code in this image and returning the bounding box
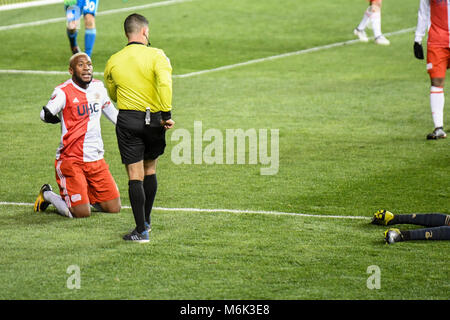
[179,304,270,317]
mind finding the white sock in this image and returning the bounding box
[357,7,371,31]
[430,86,445,128]
[371,11,382,38]
[43,191,73,218]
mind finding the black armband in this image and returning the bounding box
[43,106,61,124]
[161,111,171,121]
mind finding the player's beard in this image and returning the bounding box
[73,72,92,87]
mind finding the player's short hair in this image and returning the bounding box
[124,13,149,36]
[69,52,91,68]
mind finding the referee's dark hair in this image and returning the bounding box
[124,13,149,36]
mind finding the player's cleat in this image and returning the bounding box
[34,184,52,212]
[426,127,447,140]
[375,35,390,45]
[123,229,150,243]
[353,28,368,42]
[384,228,403,244]
[71,46,81,54]
[371,209,395,226]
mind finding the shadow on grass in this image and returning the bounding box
[0,206,123,229]
[0,206,63,227]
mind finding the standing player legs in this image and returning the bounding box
[370,1,390,45]
[430,80,445,129]
[356,6,371,31]
[370,1,382,39]
[84,13,96,57]
[426,46,447,139]
[126,161,147,233]
[354,5,371,42]
[67,22,80,54]
[143,159,158,230]
[125,159,158,233]
[429,78,446,138]
[65,2,81,54]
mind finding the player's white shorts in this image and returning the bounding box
[65,0,99,17]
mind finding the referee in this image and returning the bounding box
[104,13,174,242]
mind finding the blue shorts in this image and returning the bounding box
[65,0,99,17]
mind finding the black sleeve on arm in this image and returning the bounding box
[42,106,61,124]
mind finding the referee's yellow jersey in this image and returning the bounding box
[104,43,172,113]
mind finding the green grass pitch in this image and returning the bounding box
[0,0,448,300]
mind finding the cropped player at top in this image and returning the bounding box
[354,0,390,45]
[34,52,121,218]
[65,0,99,57]
[414,0,448,139]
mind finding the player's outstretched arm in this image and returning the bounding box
[102,103,118,125]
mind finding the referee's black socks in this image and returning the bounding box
[128,180,146,234]
[143,174,157,227]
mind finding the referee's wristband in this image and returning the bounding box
[161,111,171,121]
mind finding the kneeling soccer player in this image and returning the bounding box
[371,209,450,244]
[34,52,121,218]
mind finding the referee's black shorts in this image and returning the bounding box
[116,110,166,165]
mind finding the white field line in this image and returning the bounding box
[0,69,71,75]
[0,0,63,12]
[0,0,193,31]
[0,27,416,79]
[0,69,101,76]
[0,201,370,220]
[174,27,416,78]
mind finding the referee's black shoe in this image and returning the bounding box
[123,229,150,243]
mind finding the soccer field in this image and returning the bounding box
[0,0,448,301]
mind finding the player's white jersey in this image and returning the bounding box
[44,79,118,162]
